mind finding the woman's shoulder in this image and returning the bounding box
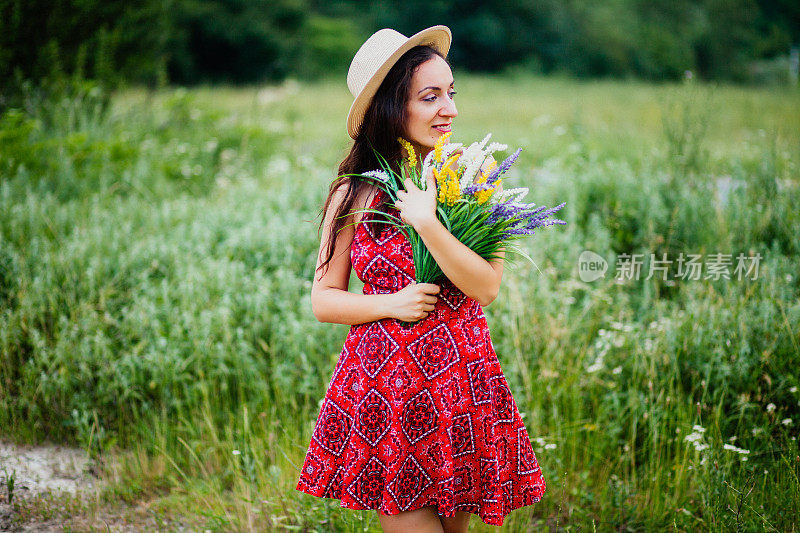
[332,180,381,226]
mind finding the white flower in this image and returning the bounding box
[544,443,557,450]
[766,403,776,413]
[439,142,463,162]
[458,134,493,189]
[782,418,792,426]
[612,366,622,375]
[586,360,603,373]
[684,433,703,443]
[723,444,750,454]
[362,169,391,184]
[485,142,508,154]
[790,386,798,394]
[232,449,241,456]
[490,187,529,204]
[684,425,708,452]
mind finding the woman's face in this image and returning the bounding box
[404,55,458,156]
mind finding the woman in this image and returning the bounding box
[296,26,546,532]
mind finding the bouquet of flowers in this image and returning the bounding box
[351,132,567,285]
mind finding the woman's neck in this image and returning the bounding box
[411,142,433,162]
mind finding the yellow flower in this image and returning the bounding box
[397,137,417,168]
[440,152,461,175]
[445,168,460,206]
[474,161,498,204]
[433,131,452,164]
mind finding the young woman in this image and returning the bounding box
[296,26,546,532]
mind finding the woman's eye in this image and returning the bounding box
[424,91,456,102]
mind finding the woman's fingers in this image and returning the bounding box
[417,283,440,294]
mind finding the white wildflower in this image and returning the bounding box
[723,444,750,455]
[612,366,622,375]
[766,403,776,413]
[485,142,508,154]
[684,425,708,452]
[544,443,557,450]
[439,142,463,162]
[362,169,391,184]
[460,153,487,190]
[684,432,703,443]
[781,418,792,426]
[232,449,241,456]
[790,386,798,394]
[458,134,492,189]
[586,354,604,373]
[490,187,529,204]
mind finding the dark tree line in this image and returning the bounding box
[1,0,798,101]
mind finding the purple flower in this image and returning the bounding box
[487,200,566,239]
[486,148,522,186]
[461,182,495,196]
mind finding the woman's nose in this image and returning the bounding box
[440,96,458,118]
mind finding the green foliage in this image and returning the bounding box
[1,77,799,529]
[0,0,170,101]
[298,14,365,79]
[167,0,308,84]
[2,0,798,93]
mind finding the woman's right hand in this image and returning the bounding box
[387,282,440,322]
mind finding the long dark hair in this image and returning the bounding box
[315,45,447,280]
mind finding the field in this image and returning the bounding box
[1,73,799,531]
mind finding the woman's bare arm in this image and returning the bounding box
[311,184,439,325]
[311,185,392,324]
[395,157,505,307]
[415,219,505,307]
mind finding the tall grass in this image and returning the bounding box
[1,76,798,531]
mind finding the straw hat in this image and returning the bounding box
[346,25,452,139]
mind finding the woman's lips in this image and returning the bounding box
[433,124,451,133]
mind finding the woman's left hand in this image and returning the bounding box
[394,170,438,231]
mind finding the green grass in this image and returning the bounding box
[1,73,798,531]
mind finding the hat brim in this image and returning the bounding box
[346,25,452,140]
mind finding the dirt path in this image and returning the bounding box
[0,439,97,531]
[0,439,96,497]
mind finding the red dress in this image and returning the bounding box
[296,189,546,526]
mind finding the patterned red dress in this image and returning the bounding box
[296,189,546,526]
